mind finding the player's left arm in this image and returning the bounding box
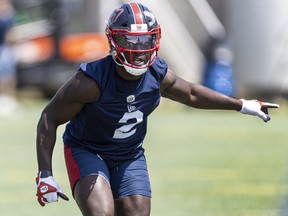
[160,67,279,122]
[161,68,242,110]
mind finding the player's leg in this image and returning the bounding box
[115,195,150,216]
[64,144,114,216]
[110,155,151,216]
[74,175,114,216]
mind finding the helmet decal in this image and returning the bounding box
[110,8,124,24]
[143,10,156,27]
[130,24,148,33]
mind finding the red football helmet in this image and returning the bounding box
[105,2,161,75]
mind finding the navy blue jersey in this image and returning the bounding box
[63,55,167,161]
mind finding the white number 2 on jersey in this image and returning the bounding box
[113,110,143,139]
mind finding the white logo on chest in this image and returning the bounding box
[127,95,135,103]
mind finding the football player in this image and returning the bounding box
[36,2,279,216]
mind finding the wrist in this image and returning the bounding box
[238,99,245,112]
[38,170,52,178]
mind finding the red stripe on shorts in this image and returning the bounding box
[64,144,80,192]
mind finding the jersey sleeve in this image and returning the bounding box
[150,57,168,82]
[78,56,113,92]
[79,61,103,84]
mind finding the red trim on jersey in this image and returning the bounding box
[64,145,80,193]
[130,2,143,24]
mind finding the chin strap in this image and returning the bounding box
[123,64,148,76]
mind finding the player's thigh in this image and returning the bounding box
[111,155,151,215]
[64,145,114,215]
[110,155,151,199]
[74,175,114,216]
[115,195,151,216]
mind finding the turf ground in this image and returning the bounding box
[0,97,287,216]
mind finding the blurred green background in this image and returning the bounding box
[0,97,287,216]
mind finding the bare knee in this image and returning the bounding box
[115,195,151,216]
[74,175,114,216]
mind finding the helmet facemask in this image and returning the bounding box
[106,26,161,76]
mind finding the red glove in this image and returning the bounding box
[36,172,69,206]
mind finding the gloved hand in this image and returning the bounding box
[36,172,69,206]
[239,99,279,122]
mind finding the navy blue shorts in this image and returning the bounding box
[64,144,151,199]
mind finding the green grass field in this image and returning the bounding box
[0,97,287,216]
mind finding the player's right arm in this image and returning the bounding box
[36,71,100,206]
